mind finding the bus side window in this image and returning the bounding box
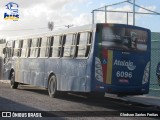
[37,38,42,57]
[27,39,32,57]
[13,40,20,57]
[39,37,47,57]
[51,35,61,57]
[63,34,76,57]
[47,36,53,57]
[37,38,41,57]
[6,41,13,58]
[30,38,39,58]
[85,32,92,57]
[12,41,15,57]
[19,40,23,57]
[21,40,28,58]
[77,32,92,57]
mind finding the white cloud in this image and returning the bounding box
[99,2,105,7]
[86,1,93,7]
[137,5,156,13]
[0,0,91,37]
[136,5,157,20]
[1,0,157,38]
[0,0,75,9]
[94,5,157,25]
[73,13,91,26]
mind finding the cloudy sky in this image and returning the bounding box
[0,0,160,38]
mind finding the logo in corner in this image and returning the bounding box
[4,2,19,21]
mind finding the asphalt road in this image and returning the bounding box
[0,81,159,120]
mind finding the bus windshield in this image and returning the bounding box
[101,25,148,52]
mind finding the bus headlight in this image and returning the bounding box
[95,57,103,82]
[142,62,150,84]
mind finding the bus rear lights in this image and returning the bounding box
[95,57,102,68]
[95,57,103,82]
[95,64,101,68]
[96,75,103,82]
[142,62,150,84]
[96,69,102,75]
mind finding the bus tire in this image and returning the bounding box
[10,72,18,89]
[48,75,59,98]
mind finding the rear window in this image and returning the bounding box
[101,25,148,52]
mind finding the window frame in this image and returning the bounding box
[76,31,92,59]
[50,35,63,58]
[29,38,40,58]
[39,36,52,58]
[13,40,22,58]
[63,33,77,58]
[5,41,14,58]
[21,39,29,58]
[7,30,93,59]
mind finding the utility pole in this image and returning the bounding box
[105,6,107,23]
[48,21,54,31]
[133,0,135,26]
[92,11,94,24]
[65,24,73,28]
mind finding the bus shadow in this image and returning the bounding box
[17,86,160,112]
[59,93,160,111]
[0,96,40,111]
[18,85,49,96]
[0,97,65,119]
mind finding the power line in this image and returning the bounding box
[65,24,73,28]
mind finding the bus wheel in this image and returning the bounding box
[48,75,59,98]
[10,72,18,89]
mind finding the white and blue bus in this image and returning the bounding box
[2,23,151,97]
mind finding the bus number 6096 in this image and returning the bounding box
[116,71,132,78]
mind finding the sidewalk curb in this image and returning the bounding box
[106,93,160,109]
[122,95,160,109]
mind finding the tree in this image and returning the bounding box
[48,21,54,31]
[0,39,6,44]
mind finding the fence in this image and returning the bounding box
[149,32,160,96]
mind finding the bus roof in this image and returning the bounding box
[6,24,96,41]
[6,23,150,41]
